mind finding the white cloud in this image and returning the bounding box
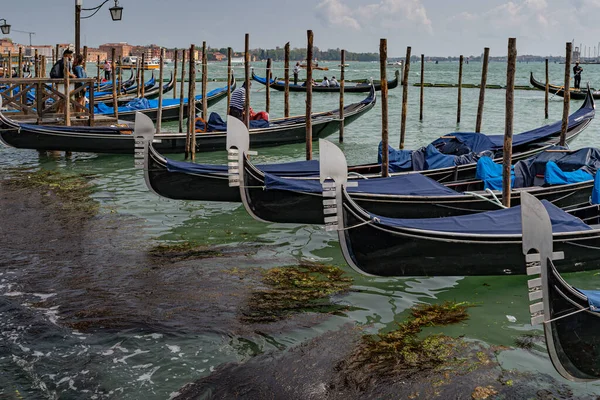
[316,0,432,34]
[316,0,361,31]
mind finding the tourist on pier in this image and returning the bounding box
[228,81,250,122]
[103,60,112,81]
[293,62,300,85]
[73,54,88,118]
[330,76,339,87]
[321,76,330,87]
[573,61,583,89]
[51,49,76,115]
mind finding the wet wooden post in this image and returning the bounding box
[34,49,38,78]
[186,44,197,160]
[111,48,118,120]
[227,47,232,110]
[156,48,165,133]
[399,46,411,149]
[305,29,313,160]
[284,42,290,118]
[201,41,208,120]
[173,49,178,99]
[178,49,186,133]
[63,54,71,126]
[544,58,549,119]
[475,47,490,133]
[96,55,101,85]
[52,48,55,66]
[339,49,345,142]
[419,54,424,121]
[502,38,517,208]
[265,58,271,113]
[41,56,47,77]
[141,53,146,98]
[83,46,88,72]
[244,33,251,128]
[18,47,22,78]
[380,39,389,178]
[560,42,572,147]
[457,55,463,124]
[118,55,123,96]
[136,59,141,97]
[55,44,59,64]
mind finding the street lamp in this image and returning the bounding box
[0,19,10,35]
[75,0,123,53]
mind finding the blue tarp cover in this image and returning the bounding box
[368,199,591,235]
[475,157,515,191]
[544,161,593,185]
[577,289,600,312]
[95,86,226,115]
[165,158,320,177]
[264,172,460,196]
[194,112,269,132]
[593,172,600,205]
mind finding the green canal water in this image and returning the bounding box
[2,60,600,398]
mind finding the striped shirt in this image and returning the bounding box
[229,87,246,111]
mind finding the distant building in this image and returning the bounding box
[99,42,133,59]
[86,48,108,62]
[212,52,225,61]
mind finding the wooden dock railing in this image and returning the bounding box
[0,77,97,126]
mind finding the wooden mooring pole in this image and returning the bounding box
[475,47,490,133]
[63,55,71,126]
[96,55,101,84]
[201,41,208,120]
[265,57,271,113]
[419,53,424,121]
[186,44,197,160]
[380,39,389,178]
[226,47,232,110]
[457,55,463,124]
[560,42,572,147]
[140,53,146,99]
[118,55,123,95]
[339,49,346,142]
[135,59,141,97]
[305,29,313,160]
[33,49,38,78]
[544,58,549,119]
[284,42,290,118]
[18,47,22,78]
[399,46,411,149]
[83,46,88,71]
[502,38,517,208]
[173,49,178,99]
[156,48,165,133]
[111,48,118,120]
[244,33,250,128]
[178,49,186,133]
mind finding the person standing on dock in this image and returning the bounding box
[574,61,583,89]
[103,60,112,81]
[228,81,249,121]
[293,62,300,85]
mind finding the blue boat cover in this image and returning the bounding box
[475,157,515,191]
[165,158,320,177]
[95,86,226,115]
[379,143,480,173]
[593,172,600,205]
[544,161,593,185]
[368,199,591,235]
[577,289,600,312]
[264,172,460,196]
[194,112,269,132]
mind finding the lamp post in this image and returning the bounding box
[75,0,123,54]
[0,19,10,35]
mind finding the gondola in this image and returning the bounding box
[319,139,600,277]
[521,192,600,381]
[0,85,375,154]
[93,74,230,123]
[530,72,600,100]
[234,135,600,224]
[94,72,156,103]
[251,70,401,93]
[138,87,595,205]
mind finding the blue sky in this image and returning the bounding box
[3,0,599,57]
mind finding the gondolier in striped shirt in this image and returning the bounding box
[228,82,249,121]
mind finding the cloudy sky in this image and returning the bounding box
[4,0,599,57]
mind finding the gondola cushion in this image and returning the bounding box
[576,289,600,312]
[544,161,593,185]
